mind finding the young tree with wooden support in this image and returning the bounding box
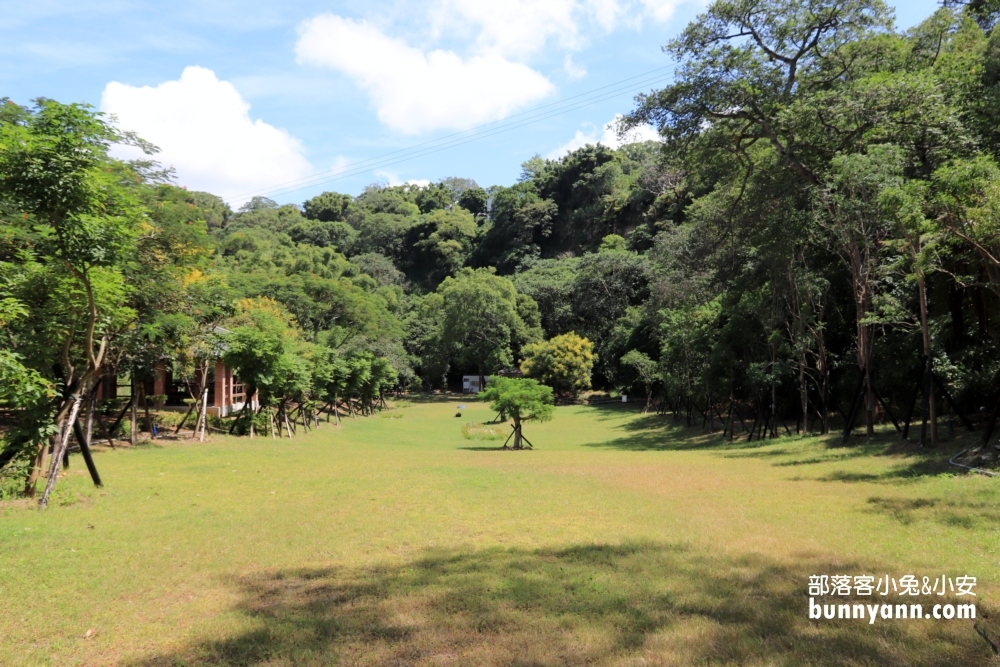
[479,377,554,450]
[0,100,148,507]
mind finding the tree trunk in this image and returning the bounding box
[863,356,875,436]
[24,439,48,497]
[917,275,938,444]
[706,384,713,433]
[512,418,523,450]
[726,384,735,442]
[40,392,85,508]
[198,385,209,442]
[139,384,153,437]
[130,377,138,446]
[84,391,95,449]
[848,240,877,436]
[819,353,829,435]
[771,382,778,439]
[799,355,809,436]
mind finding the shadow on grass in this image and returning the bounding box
[127,542,992,667]
[867,495,1000,528]
[580,413,726,452]
[812,455,964,484]
[456,446,513,452]
[394,393,484,406]
[581,408,986,486]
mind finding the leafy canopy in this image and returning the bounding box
[520,332,595,397]
[478,377,554,424]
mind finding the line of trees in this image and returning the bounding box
[614,0,1000,447]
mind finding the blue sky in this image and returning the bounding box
[1,0,943,207]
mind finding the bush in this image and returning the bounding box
[462,422,506,440]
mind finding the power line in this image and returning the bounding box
[224,66,672,205]
[224,65,671,203]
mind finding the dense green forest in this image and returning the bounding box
[4,0,1000,505]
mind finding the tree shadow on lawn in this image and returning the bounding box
[580,412,740,452]
[396,394,484,406]
[582,411,984,484]
[456,446,515,451]
[805,438,978,484]
[127,542,992,667]
[865,495,1000,528]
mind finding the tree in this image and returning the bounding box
[438,268,541,388]
[0,299,57,483]
[511,257,580,337]
[933,156,1000,298]
[572,245,650,385]
[818,146,907,436]
[620,349,660,412]
[220,298,296,437]
[520,332,595,398]
[622,0,893,188]
[0,99,147,506]
[478,377,554,450]
[457,187,488,217]
[403,207,478,288]
[303,191,354,222]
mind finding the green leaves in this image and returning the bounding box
[478,377,554,424]
[438,268,533,376]
[521,332,595,397]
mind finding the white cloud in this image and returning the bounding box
[563,55,587,80]
[430,0,585,58]
[428,0,685,58]
[296,15,554,135]
[639,0,686,22]
[293,1,693,134]
[101,66,311,205]
[547,113,659,158]
[373,170,430,188]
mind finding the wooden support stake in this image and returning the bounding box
[932,373,975,432]
[842,372,866,444]
[501,425,515,450]
[72,417,102,487]
[872,385,901,433]
[902,357,927,441]
[979,393,1000,449]
[175,402,197,434]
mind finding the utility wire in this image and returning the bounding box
[224,66,672,204]
[236,76,670,203]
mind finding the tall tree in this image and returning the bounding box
[438,268,541,388]
[0,100,147,506]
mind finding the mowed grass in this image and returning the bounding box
[2,395,999,666]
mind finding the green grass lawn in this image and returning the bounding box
[2,396,999,665]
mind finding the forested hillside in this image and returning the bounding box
[4,0,1000,504]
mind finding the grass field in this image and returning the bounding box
[2,395,999,666]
